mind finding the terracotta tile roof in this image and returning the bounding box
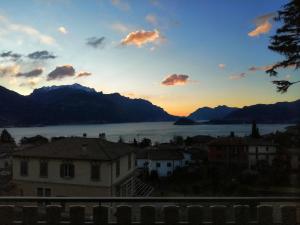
[13,137,137,161]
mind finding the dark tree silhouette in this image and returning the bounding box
[0,129,15,144]
[251,121,260,138]
[266,0,300,92]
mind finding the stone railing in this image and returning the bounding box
[0,197,299,224]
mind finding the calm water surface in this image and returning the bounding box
[3,122,290,144]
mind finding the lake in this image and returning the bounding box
[2,122,290,144]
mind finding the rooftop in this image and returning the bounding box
[13,137,137,161]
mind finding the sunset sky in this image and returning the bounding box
[0,0,299,116]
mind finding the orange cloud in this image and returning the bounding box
[161,74,189,86]
[248,13,275,37]
[146,14,158,25]
[248,64,274,72]
[218,63,226,69]
[229,73,246,80]
[121,30,160,47]
[76,71,92,78]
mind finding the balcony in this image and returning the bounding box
[0,197,299,224]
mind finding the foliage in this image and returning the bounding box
[267,0,300,92]
[251,120,260,138]
[0,129,15,144]
[20,135,49,146]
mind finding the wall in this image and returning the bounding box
[148,159,182,177]
[248,145,277,167]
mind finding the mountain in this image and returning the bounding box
[188,105,239,121]
[223,100,300,123]
[0,84,177,126]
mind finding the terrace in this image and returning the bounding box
[0,197,299,224]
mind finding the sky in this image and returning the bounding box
[0,0,299,116]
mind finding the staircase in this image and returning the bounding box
[120,176,154,197]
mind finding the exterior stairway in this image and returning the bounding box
[120,176,154,197]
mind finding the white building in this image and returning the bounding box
[136,148,191,177]
[12,137,140,197]
[246,139,278,168]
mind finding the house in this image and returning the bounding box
[136,148,191,177]
[12,137,138,197]
[0,144,15,175]
[245,138,278,168]
[287,148,300,171]
[208,137,248,169]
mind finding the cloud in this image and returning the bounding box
[146,14,158,25]
[0,63,20,77]
[0,14,55,45]
[248,13,275,37]
[111,22,130,33]
[111,0,130,11]
[0,51,22,61]
[58,26,68,34]
[76,71,92,78]
[248,64,274,72]
[161,74,189,86]
[47,65,75,81]
[229,73,246,80]
[86,37,106,48]
[27,50,56,60]
[16,68,43,78]
[19,77,42,88]
[121,30,160,47]
[218,63,226,69]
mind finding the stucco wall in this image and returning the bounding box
[13,152,136,188]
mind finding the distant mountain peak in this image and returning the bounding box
[32,83,96,95]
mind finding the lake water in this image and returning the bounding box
[2,122,290,144]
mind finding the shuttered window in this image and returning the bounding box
[60,163,75,178]
[39,161,48,177]
[91,162,101,181]
[20,160,28,176]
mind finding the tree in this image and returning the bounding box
[140,138,152,148]
[267,0,300,93]
[0,129,15,144]
[251,121,260,138]
[20,135,49,146]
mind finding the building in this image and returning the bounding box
[288,148,300,171]
[246,138,278,168]
[12,137,138,197]
[136,148,191,177]
[208,137,248,169]
[0,143,15,175]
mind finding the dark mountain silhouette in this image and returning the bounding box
[188,105,239,120]
[0,84,177,126]
[223,100,300,123]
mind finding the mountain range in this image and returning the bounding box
[0,84,177,126]
[189,100,300,123]
[0,83,299,127]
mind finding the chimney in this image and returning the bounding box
[83,133,87,138]
[81,143,88,155]
[230,131,235,137]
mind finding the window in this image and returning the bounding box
[156,162,161,168]
[128,154,132,170]
[37,188,51,197]
[39,160,48,177]
[45,188,51,197]
[20,160,28,176]
[167,162,172,167]
[60,162,74,178]
[37,188,43,197]
[91,163,101,180]
[116,159,120,177]
[266,146,269,151]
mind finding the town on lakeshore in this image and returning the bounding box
[0,122,299,198]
